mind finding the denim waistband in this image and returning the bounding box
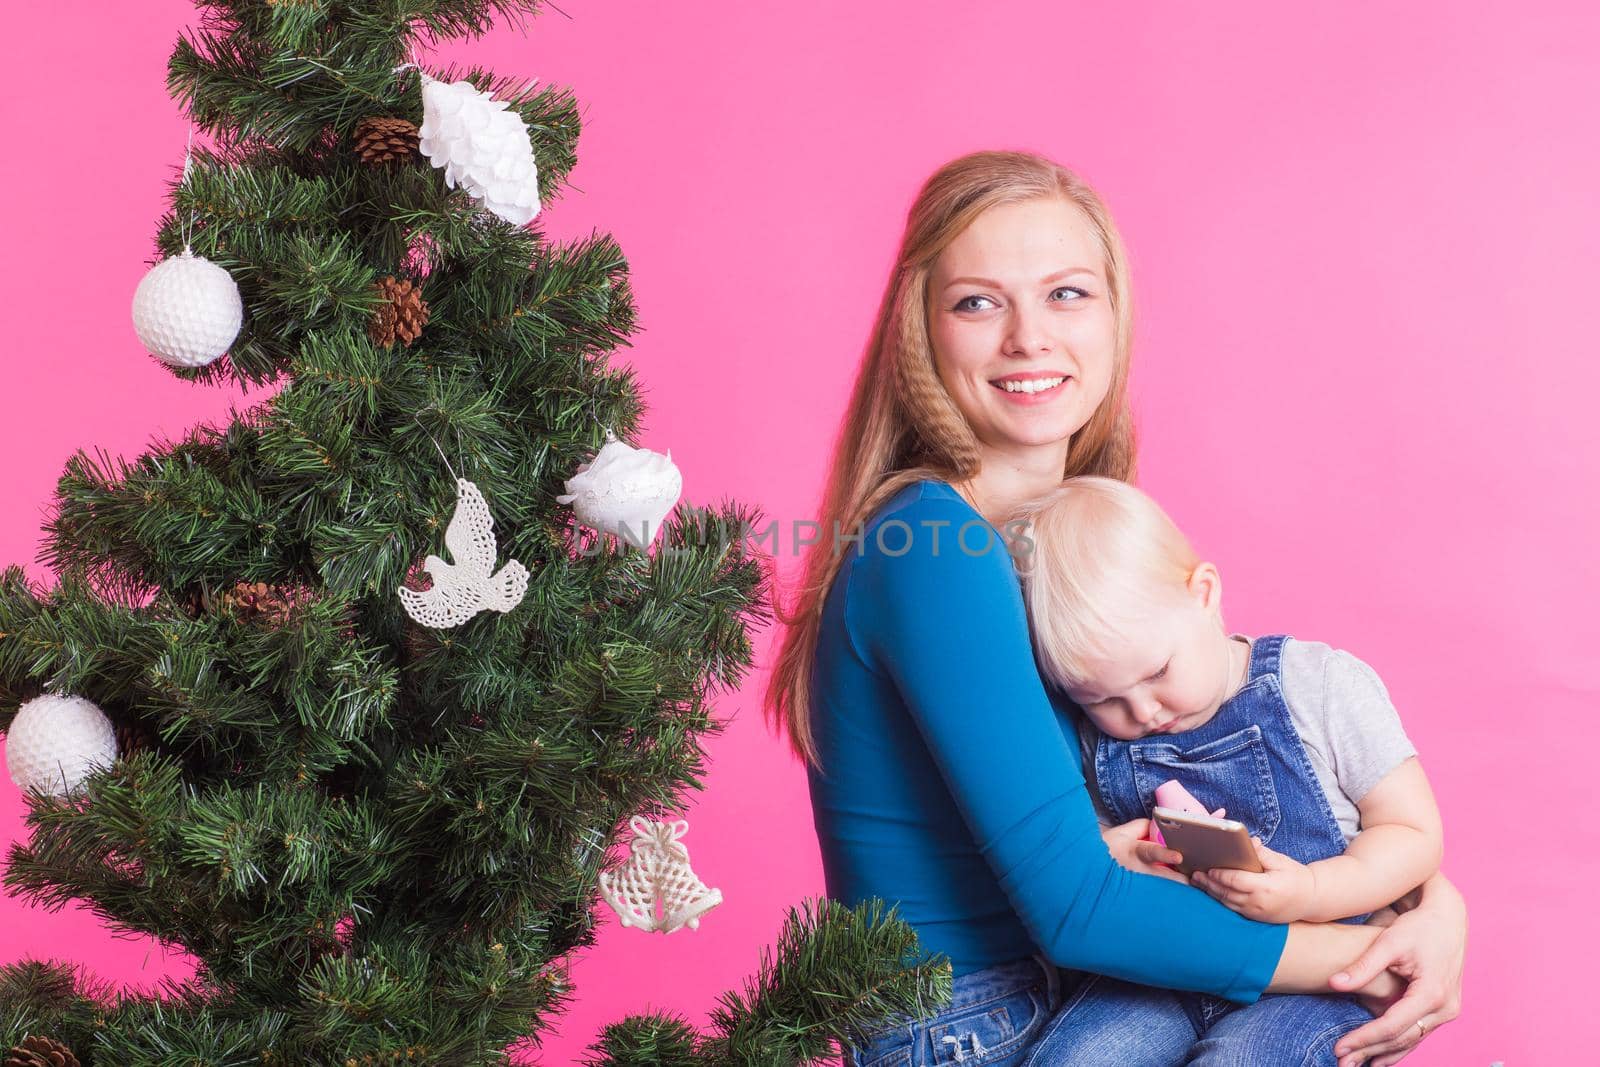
[851,952,1061,1052]
[948,954,1052,1004]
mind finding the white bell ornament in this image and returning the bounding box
[417,73,541,226]
[4,693,119,798]
[556,431,683,548]
[598,816,722,934]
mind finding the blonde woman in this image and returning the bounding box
[764,151,1466,1067]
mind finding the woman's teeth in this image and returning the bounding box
[996,376,1066,394]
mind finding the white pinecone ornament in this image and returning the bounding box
[599,816,722,934]
[417,73,541,226]
[556,430,683,548]
[131,246,244,367]
[4,693,118,798]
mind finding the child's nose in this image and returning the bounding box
[1130,695,1163,725]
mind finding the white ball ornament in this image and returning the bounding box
[557,432,683,548]
[131,247,244,368]
[417,73,541,226]
[4,694,119,798]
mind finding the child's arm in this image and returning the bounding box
[1191,756,1443,923]
[1300,755,1443,921]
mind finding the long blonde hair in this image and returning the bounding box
[762,149,1141,767]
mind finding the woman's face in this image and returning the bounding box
[926,197,1117,460]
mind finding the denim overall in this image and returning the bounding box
[1028,633,1372,1063]
[1091,633,1363,922]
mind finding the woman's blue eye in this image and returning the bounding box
[952,287,1086,313]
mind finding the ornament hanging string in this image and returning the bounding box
[411,412,460,482]
[180,129,197,256]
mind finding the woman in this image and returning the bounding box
[763,151,1466,1066]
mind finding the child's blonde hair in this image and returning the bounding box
[1008,476,1207,694]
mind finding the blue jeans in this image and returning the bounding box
[842,954,1065,1066]
[1027,973,1372,1066]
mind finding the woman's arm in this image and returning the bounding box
[1267,921,1404,998]
[853,492,1287,1002]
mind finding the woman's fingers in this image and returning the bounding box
[1335,984,1438,1065]
[1131,840,1182,867]
[1329,929,1402,993]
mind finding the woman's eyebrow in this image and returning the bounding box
[943,267,1097,290]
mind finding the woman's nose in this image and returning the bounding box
[1004,304,1053,356]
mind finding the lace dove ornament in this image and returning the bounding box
[556,432,683,548]
[398,478,529,628]
[599,816,723,934]
[416,73,541,226]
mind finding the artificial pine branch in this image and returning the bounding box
[0,0,949,1062]
[582,899,953,1067]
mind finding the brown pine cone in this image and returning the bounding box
[4,1035,80,1067]
[352,116,420,165]
[221,580,295,624]
[114,716,160,762]
[369,276,429,349]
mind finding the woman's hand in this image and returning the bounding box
[1101,819,1190,883]
[1326,873,1467,1067]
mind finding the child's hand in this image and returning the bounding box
[1191,837,1316,922]
[1102,819,1190,884]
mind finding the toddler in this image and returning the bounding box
[1006,475,1444,1065]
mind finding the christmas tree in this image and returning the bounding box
[0,1,948,1063]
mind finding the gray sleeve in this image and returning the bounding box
[1306,645,1418,805]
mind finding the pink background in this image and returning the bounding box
[2,2,1595,1063]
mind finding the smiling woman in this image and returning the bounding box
[763,149,1468,1067]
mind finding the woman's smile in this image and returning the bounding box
[990,370,1074,404]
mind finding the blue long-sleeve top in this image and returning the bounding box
[806,478,1288,1001]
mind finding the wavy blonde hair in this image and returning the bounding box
[763,149,1141,767]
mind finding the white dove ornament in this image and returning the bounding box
[398,478,529,628]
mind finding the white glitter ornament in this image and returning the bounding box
[599,816,722,934]
[417,73,541,226]
[131,247,244,368]
[398,477,529,628]
[556,431,683,548]
[4,693,118,798]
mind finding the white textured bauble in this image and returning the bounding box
[4,694,118,798]
[131,248,244,367]
[556,435,683,547]
[417,74,541,226]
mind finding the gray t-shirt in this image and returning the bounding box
[1077,634,1417,843]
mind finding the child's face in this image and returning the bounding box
[1061,564,1239,740]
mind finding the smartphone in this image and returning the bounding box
[1151,806,1265,876]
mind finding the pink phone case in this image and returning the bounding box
[1145,779,1217,846]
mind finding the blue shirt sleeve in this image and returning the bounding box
[847,492,1288,1002]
